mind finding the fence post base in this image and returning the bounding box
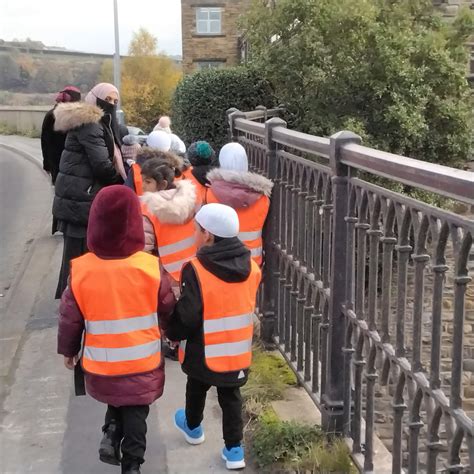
[321,397,345,434]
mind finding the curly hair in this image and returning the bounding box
[140,157,175,189]
[136,147,184,178]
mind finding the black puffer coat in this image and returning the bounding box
[52,102,121,227]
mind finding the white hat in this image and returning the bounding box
[170,133,186,154]
[195,203,239,238]
[219,142,248,172]
[146,130,172,151]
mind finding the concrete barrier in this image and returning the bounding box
[0,106,50,134]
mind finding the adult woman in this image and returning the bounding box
[53,83,124,298]
[41,86,81,185]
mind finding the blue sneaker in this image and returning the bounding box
[174,409,205,445]
[222,445,245,470]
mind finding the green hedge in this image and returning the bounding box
[171,67,275,151]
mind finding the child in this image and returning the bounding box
[207,142,273,266]
[57,185,175,474]
[140,156,197,282]
[126,146,185,196]
[184,140,218,206]
[167,203,262,470]
[121,134,141,167]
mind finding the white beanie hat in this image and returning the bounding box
[170,133,186,154]
[219,142,248,172]
[146,130,172,151]
[195,203,239,238]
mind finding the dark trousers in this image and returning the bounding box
[185,377,243,448]
[55,235,87,299]
[104,405,150,465]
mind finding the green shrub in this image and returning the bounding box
[252,412,355,472]
[241,0,474,166]
[299,438,357,473]
[171,67,275,151]
[252,412,323,468]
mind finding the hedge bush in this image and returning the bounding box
[171,67,275,151]
[241,0,474,166]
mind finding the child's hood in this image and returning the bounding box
[207,168,273,209]
[140,179,196,224]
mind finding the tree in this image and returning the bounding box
[128,27,158,57]
[100,28,182,130]
[241,0,474,166]
[172,67,275,150]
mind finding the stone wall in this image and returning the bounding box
[181,0,250,73]
[0,106,49,134]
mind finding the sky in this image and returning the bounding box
[0,0,183,56]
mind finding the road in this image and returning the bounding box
[0,137,251,474]
[0,146,52,298]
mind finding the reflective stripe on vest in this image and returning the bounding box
[132,163,143,196]
[85,313,158,335]
[84,340,160,362]
[71,252,161,377]
[159,236,196,257]
[190,258,261,373]
[207,190,269,266]
[141,203,197,281]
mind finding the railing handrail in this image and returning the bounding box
[273,127,330,158]
[232,108,474,205]
[242,107,283,121]
[234,117,265,137]
[341,143,474,205]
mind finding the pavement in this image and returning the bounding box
[0,137,254,474]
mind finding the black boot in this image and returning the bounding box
[121,458,141,474]
[99,420,122,466]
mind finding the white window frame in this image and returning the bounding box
[196,60,226,70]
[196,7,222,35]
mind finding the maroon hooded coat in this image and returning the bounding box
[57,185,175,406]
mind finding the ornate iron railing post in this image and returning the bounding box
[322,131,361,433]
[260,117,287,345]
[226,108,245,142]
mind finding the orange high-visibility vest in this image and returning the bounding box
[70,251,161,377]
[206,189,270,266]
[132,163,143,196]
[141,202,197,281]
[183,167,207,206]
[178,258,261,372]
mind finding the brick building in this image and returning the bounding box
[180,0,473,76]
[181,0,250,73]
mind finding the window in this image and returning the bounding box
[196,7,222,35]
[196,60,226,70]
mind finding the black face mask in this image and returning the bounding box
[96,97,117,115]
[96,97,121,144]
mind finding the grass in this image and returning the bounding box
[0,121,41,138]
[242,344,297,417]
[244,346,355,473]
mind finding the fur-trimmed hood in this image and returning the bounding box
[207,169,273,197]
[140,179,196,224]
[207,168,273,210]
[53,102,103,132]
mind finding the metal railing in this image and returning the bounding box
[227,108,474,473]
